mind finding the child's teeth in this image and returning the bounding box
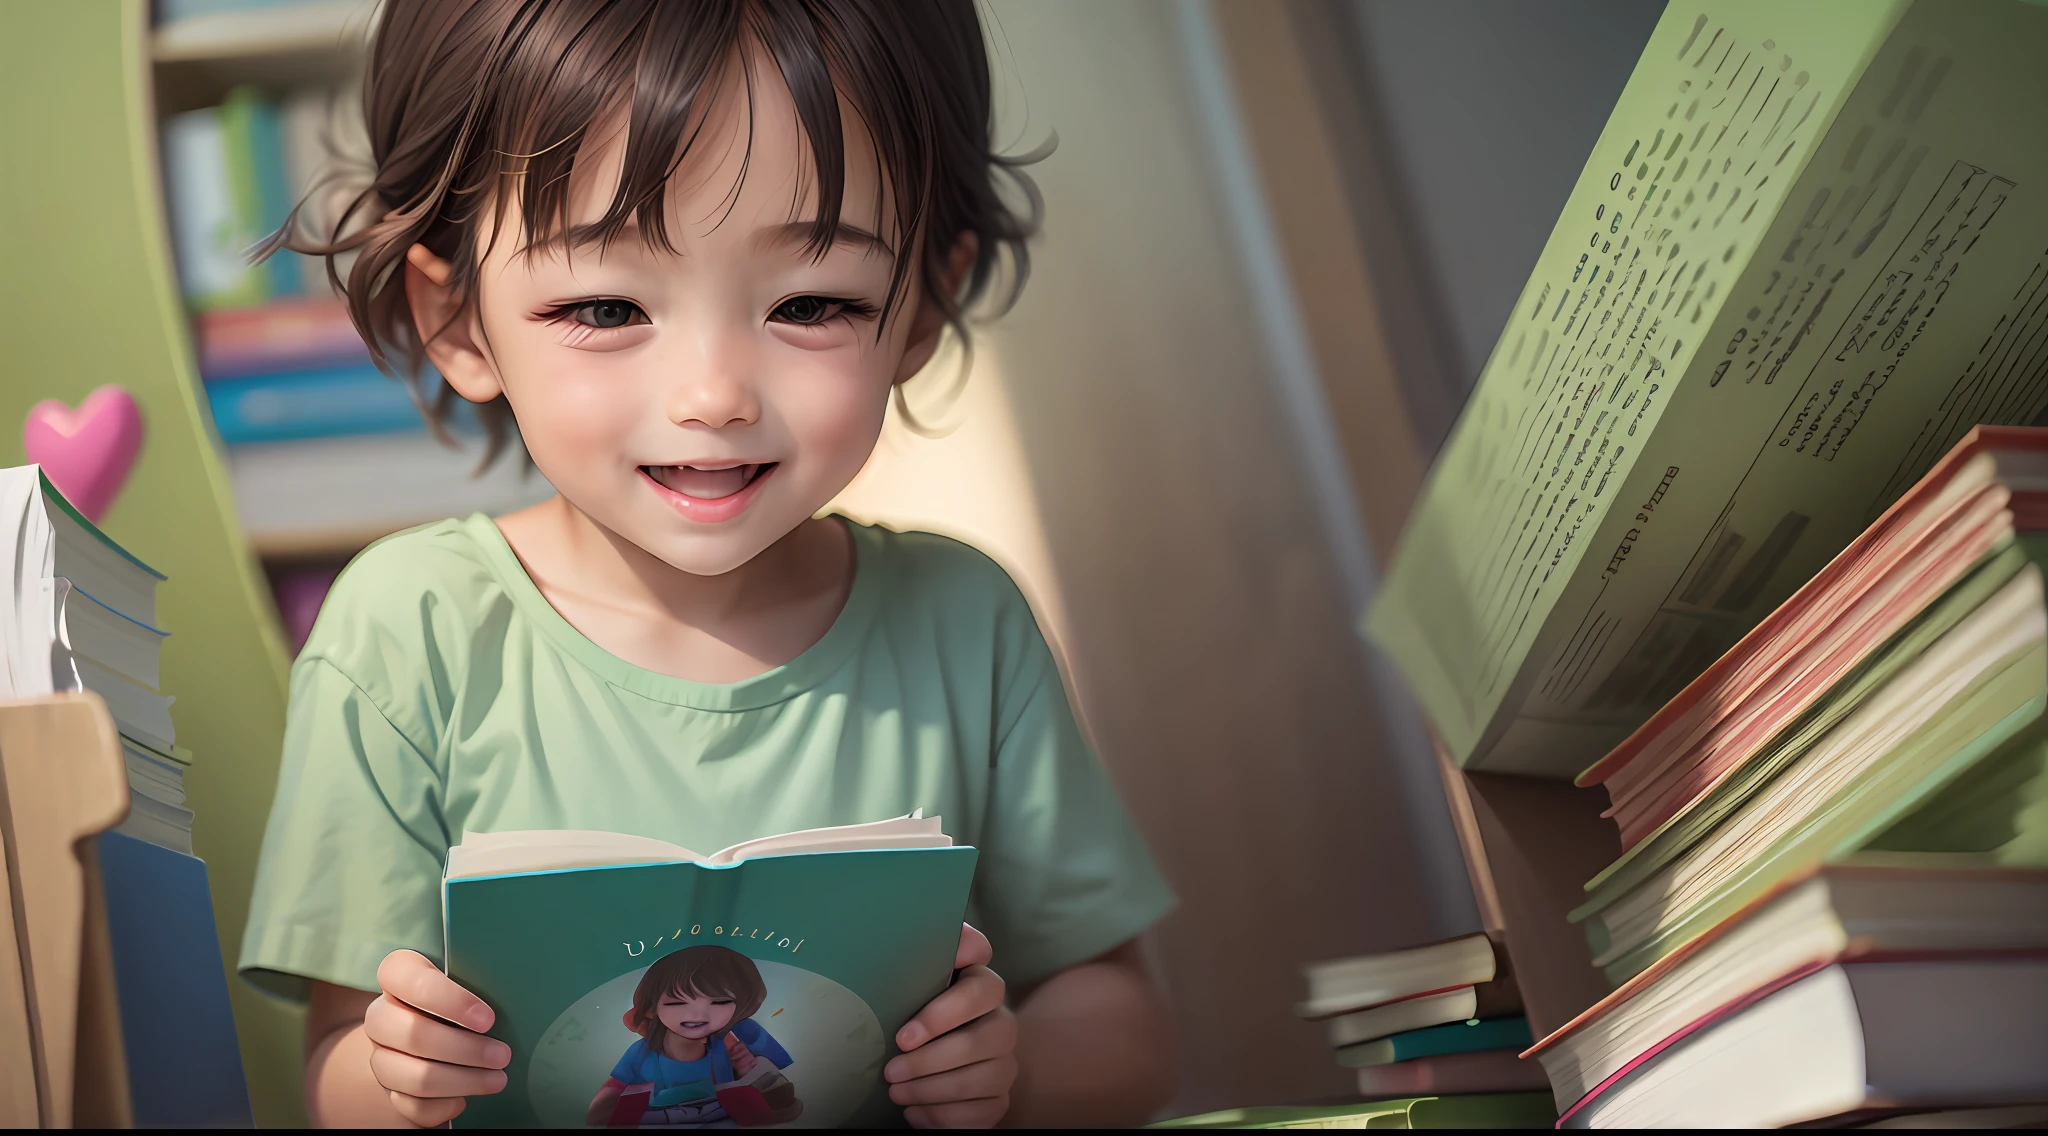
[654,463,759,500]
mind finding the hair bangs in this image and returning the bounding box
[290,0,1042,470]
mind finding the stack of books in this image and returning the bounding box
[0,467,191,854]
[0,465,254,1123]
[1353,0,2048,1128]
[1530,427,2048,1127]
[1294,933,1550,1123]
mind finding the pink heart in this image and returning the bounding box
[23,386,145,523]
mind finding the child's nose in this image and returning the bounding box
[664,337,761,429]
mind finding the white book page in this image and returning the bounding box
[445,813,949,879]
[446,830,703,879]
[702,812,948,865]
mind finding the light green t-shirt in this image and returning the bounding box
[238,514,1173,999]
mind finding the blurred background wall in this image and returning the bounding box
[837,0,1664,1113]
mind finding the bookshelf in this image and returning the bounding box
[148,0,554,595]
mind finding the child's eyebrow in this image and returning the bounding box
[755,219,894,258]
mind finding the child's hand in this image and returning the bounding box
[364,949,512,1126]
[725,1031,759,1077]
[883,924,1017,1128]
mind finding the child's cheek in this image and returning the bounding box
[778,350,893,477]
[508,353,649,464]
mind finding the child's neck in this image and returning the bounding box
[660,1031,710,1062]
[493,496,854,683]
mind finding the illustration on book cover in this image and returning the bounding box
[526,943,884,1129]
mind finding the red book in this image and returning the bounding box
[197,296,369,380]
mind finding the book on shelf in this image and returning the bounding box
[162,86,301,311]
[205,363,448,445]
[441,813,976,1128]
[197,295,368,380]
[1367,0,2048,778]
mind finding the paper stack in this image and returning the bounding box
[0,466,190,853]
[1535,427,2048,1126]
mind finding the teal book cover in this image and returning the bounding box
[1338,1017,1534,1068]
[444,845,978,1129]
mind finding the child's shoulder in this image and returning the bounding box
[852,519,1030,614]
[296,515,510,671]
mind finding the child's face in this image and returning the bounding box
[656,986,739,1041]
[430,52,941,576]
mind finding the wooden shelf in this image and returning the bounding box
[151,0,373,114]
[227,432,556,561]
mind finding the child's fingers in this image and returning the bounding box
[896,965,1005,1051]
[903,1096,1009,1129]
[886,1054,1018,1107]
[367,1044,509,1100]
[364,995,512,1069]
[954,923,992,970]
[386,1091,467,1127]
[377,949,495,1033]
[884,1009,1016,1082]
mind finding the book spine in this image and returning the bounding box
[162,107,259,308]
[197,297,369,379]
[207,366,427,445]
[205,88,271,311]
[249,93,301,300]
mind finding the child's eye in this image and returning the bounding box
[711,999,734,1006]
[551,299,647,329]
[770,295,875,327]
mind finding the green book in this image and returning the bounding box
[1151,1092,1556,1130]
[205,86,273,311]
[1573,548,2048,980]
[442,814,977,1129]
[1335,1017,1534,1069]
[1577,538,2032,915]
[1367,0,2048,778]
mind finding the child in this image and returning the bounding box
[589,946,800,1129]
[236,0,1178,1128]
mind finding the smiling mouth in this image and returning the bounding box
[641,463,776,501]
[681,1020,709,1030]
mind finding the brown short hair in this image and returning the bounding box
[279,0,1041,468]
[628,945,769,1040]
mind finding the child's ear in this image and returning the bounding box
[405,244,504,404]
[893,234,978,384]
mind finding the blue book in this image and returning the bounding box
[1336,1016,1534,1068]
[206,364,440,444]
[96,831,253,1127]
[246,94,301,300]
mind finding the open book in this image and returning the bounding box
[442,814,976,1129]
[446,812,955,878]
[1369,0,2048,777]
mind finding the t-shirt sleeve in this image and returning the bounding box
[237,655,451,1000]
[611,1039,652,1085]
[972,606,1177,992]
